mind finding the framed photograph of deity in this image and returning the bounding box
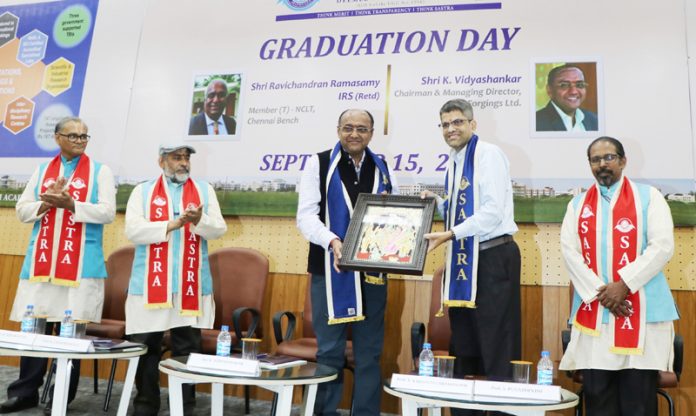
[338,194,436,276]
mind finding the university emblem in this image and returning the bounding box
[614,218,635,233]
[71,178,86,189]
[153,196,167,206]
[580,204,594,219]
[277,0,319,11]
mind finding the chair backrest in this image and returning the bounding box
[428,267,450,352]
[208,247,269,337]
[103,245,135,321]
[302,275,314,338]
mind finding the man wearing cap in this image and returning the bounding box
[0,117,115,414]
[124,142,226,416]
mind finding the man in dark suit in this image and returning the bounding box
[536,65,598,132]
[188,79,237,135]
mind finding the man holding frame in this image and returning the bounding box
[296,108,397,416]
[423,99,521,415]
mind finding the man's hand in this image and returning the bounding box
[597,280,630,315]
[330,238,343,273]
[609,300,633,318]
[424,230,454,252]
[420,190,436,199]
[39,177,75,212]
[180,205,203,225]
[47,177,67,194]
[166,218,184,233]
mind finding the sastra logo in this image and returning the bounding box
[278,0,320,11]
[614,218,636,233]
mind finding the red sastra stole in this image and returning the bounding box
[144,175,203,316]
[574,177,646,355]
[30,154,93,287]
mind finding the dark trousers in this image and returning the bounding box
[311,274,387,416]
[582,369,658,416]
[6,322,81,403]
[450,240,521,416]
[129,326,201,415]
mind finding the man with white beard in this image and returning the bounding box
[124,142,226,416]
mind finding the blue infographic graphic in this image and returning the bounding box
[0,0,99,157]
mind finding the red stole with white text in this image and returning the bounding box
[29,154,92,287]
[574,177,646,354]
[144,175,203,316]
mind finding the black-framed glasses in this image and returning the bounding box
[57,133,90,142]
[555,81,588,90]
[438,118,471,129]
[589,153,620,165]
[339,125,373,134]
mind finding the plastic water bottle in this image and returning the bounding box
[216,325,232,357]
[20,304,35,333]
[59,309,74,338]
[418,342,434,377]
[536,350,553,385]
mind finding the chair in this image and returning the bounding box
[561,314,683,416]
[41,245,134,411]
[203,247,269,414]
[411,267,450,369]
[272,274,355,413]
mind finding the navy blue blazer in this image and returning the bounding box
[188,112,237,135]
[535,102,598,132]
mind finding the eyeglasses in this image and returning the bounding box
[339,125,373,134]
[589,153,620,165]
[57,133,90,142]
[438,118,471,129]
[206,92,227,99]
[555,81,588,90]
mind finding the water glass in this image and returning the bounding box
[241,338,261,361]
[511,360,532,383]
[435,355,455,378]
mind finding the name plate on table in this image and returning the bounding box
[33,334,94,352]
[187,353,260,376]
[474,380,561,402]
[391,374,474,396]
[0,330,94,352]
[0,330,36,347]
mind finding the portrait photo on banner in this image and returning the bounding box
[186,72,242,140]
[530,59,603,138]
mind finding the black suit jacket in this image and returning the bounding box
[535,102,598,132]
[188,112,237,135]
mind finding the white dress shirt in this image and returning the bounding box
[435,140,518,242]
[205,113,229,135]
[551,101,586,132]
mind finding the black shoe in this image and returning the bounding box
[0,396,39,413]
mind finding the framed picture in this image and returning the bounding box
[338,194,436,275]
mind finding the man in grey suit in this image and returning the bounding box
[536,64,598,132]
[188,79,237,135]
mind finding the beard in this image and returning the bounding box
[164,168,190,184]
[596,169,617,186]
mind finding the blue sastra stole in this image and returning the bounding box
[325,142,391,325]
[442,135,479,309]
